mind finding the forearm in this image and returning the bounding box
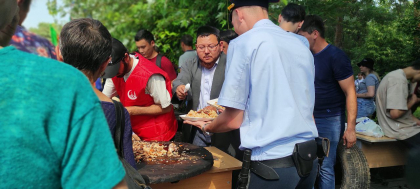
[412,115,420,125]
[356,92,374,98]
[407,99,418,110]
[205,107,243,133]
[389,99,417,119]
[127,104,172,116]
[346,92,357,131]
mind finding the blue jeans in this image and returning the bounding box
[248,159,318,189]
[356,98,375,118]
[192,129,211,147]
[315,114,345,189]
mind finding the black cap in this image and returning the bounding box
[102,38,127,78]
[228,0,279,22]
[228,0,279,11]
[357,58,375,70]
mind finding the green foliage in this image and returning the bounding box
[48,0,231,66]
[28,23,62,43]
[46,0,418,73]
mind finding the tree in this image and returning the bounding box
[48,0,230,67]
[47,0,417,75]
[28,23,62,43]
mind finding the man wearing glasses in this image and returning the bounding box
[173,26,240,158]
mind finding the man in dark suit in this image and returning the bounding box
[172,26,240,158]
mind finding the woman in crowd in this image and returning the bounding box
[356,58,380,118]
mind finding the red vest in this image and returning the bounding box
[112,56,177,141]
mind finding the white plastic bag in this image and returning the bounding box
[355,117,384,138]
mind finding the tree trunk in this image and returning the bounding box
[415,0,420,59]
[334,16,344,49]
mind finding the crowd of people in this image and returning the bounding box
[1,0,420,188]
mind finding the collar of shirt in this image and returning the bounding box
[200,56,220,69]
[252,19,273,29]
[123,55,139,82]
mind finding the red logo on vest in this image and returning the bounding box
[127,90,137,100]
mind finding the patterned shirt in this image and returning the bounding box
[9,25,57,59]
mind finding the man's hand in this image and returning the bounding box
[183,120,211,130]
[342,128,357,148]
[202,106,217,112]
[132,133,141,141]
[176,85,188,100]
[125,106,136,115]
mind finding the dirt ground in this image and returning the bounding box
[369,166,412,189]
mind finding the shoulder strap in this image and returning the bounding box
[156,54,163,68]
[112,100,125,158]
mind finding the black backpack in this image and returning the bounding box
[112,100,151,189]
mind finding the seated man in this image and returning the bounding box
[173,26,240,158]
[102,38,177,141]
[376,59,420,148]
[134,29,177,81]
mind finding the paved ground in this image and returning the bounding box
[369,166,411,189]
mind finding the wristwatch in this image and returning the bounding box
[201,123,211,136]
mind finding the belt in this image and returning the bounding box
[250,155,294,180]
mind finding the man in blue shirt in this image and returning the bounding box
[299,15,357,189]
[185,0,319,188]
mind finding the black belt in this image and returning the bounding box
[250,155,294,180]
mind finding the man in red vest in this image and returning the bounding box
[102,38,177,141]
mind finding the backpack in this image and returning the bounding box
[112,100,151,189]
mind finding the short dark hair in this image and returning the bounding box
[281,3,305,24]
[180,34,193,47]
[134,29,154,43]
[196,26,220,43]
[59,18,112,75]
[220,30,238,44]
[299,15,325,38]
[410,59,420,70]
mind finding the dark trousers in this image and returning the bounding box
[402,132,420,149]
[402,132,420,188]
[248,159,318,189]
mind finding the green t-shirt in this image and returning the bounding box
[0,46,125,188]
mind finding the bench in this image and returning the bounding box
[356,133,407,168]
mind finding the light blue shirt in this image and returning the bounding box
[219,19,318,161]
[197,58,219,110]
[195,59,219,145]
[289,32,310,48]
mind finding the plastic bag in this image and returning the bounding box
[355,117,384,138]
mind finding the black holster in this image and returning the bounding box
[237,149,252,189]
[292,140,318,177]
[315,137,330,158]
